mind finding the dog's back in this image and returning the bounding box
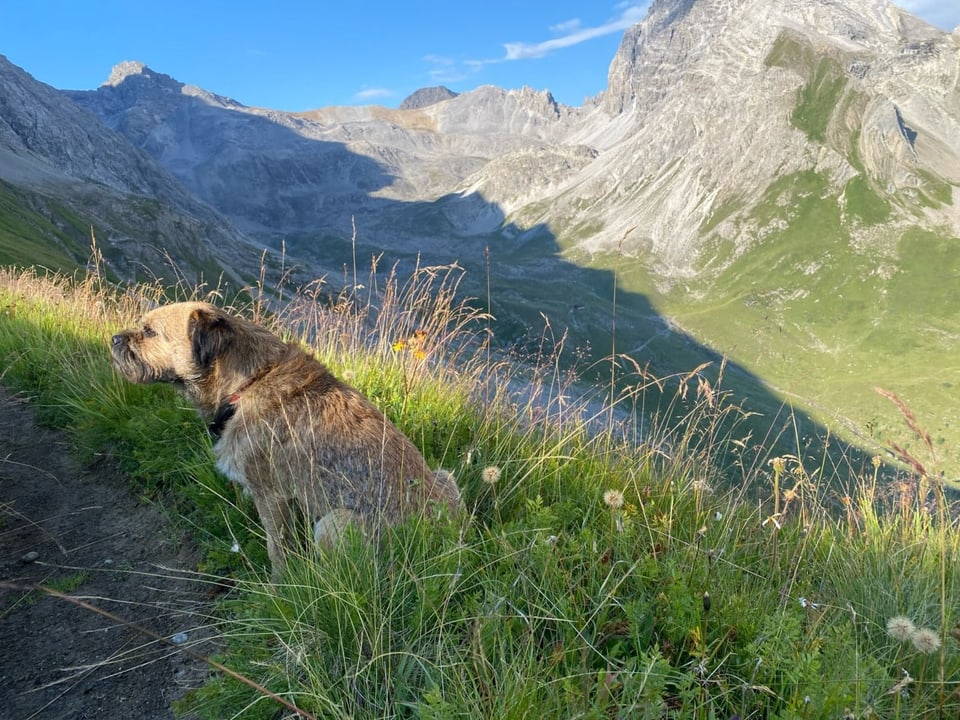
[218,346,460,526]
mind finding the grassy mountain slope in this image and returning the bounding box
[2,261,960,718]
[0,180,91,272]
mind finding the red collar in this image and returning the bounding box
[208,369,269,439]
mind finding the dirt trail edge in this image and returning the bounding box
[0,388,211,720]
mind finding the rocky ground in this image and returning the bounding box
[0,388,212,720]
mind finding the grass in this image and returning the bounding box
[0,180,90,272]
[2,254,960,719]
[790,56,847,144]
[765,31,852,146]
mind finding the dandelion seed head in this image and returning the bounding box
[911,627,941,654]
[603,489,625,510]
[482,466,501,485]
[886,616,916,642]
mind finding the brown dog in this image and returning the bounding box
[111,301,460,579]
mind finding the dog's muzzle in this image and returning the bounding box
[110,333,142,380]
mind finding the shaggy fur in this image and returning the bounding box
[111,301,461,579]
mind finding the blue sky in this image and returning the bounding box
[1,1,957,112]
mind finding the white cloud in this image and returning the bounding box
[422,2,650,87]
[424,54,468,84]
[550,18,582,34]
[353,87,392,101]
[501,3,649,61]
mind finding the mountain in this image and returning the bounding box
[6,0,960,475]
[399,86,459,110]
[583,0,960,270]
[65,1,959,272]
[0,55,257,284]
[66,65,580,260]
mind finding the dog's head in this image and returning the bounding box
[112,301,299,415]
[110,302,233,386]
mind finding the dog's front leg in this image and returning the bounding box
[254,498,291,582]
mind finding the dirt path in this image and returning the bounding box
[0,388,211,720]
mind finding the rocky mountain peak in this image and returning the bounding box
[0,53,253,285]
[104,60,147,86]
[399,86,459,110]
[583,0,960,269]
[601,0,741,116]
[514,86,561,116]
[103,60,181,91]
[601,0,945,117]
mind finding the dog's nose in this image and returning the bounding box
[111,334,124,347]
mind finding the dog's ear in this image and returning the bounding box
[189,307,232,368]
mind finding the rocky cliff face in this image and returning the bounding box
[563,0,960,274]
[67,69,577,249]
[0,56,217,208]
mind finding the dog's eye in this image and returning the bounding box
[143,325,157,339]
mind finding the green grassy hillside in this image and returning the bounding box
[2,261,960,719]
[639,168,960,482]
[548,193,960,485]
[0,180,92,272]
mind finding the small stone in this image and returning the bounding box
[21,551,39,563]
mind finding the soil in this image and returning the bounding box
[0,388,212,720]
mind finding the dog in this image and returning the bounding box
[110,301,461,580]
